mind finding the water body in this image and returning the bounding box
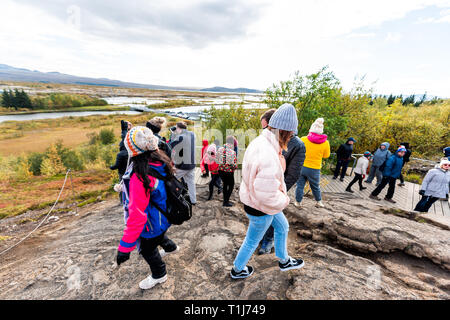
[0,94,267,123]
[0,110,141,123]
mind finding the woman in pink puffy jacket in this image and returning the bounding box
[230,103,305,279]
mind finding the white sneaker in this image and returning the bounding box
[159,245,180,258]
[315,201,325,208]
[293,201,303,209]
[139,274,167,290]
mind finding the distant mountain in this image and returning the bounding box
[199,86,262,94]
[0,64,261,93]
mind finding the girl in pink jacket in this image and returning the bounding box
[116,126,179,290]
[231,103,305,279]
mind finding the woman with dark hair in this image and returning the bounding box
[231,103,304,279]
[116,126,179,290]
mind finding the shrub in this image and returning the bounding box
[99,128,115,145]
[28,152,45,175]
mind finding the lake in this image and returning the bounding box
[0,94,267,123]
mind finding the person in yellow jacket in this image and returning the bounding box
[294,118,330,208]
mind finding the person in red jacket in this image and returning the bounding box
[200,139,209,177]
[201,144,223,200]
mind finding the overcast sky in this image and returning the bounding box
[1,0,450,96]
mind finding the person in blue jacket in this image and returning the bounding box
[369,147,406,203]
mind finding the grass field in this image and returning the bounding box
[0,112,187,156]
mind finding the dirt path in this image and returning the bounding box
[0,185,449,300]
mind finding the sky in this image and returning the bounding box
[1,0,450,97]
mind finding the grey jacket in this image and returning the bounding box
[421,168,450,199]
[372,142,391,167]
[283,135,306,191]
[170,129,196,170]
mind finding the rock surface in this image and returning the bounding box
[0,185,448,300]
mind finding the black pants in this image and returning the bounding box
[203,163,209,176]
[334,159,350,179]
[414,195,439,212]
[347,173,363,190]
[139,233,177,279]
[118,173,124,204]
[219,171,235,204]
[371,176,397,199]
[208,174,222,197]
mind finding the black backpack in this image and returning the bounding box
[148,167,192,225]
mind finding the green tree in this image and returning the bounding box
[1,90,12,107]
[264,66,351,148]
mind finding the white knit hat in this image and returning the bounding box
[440,158,450,168]
[309,118,324,134]
[124,126,159,157]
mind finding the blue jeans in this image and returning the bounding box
[233,212,289,272]
[295,167,322,202]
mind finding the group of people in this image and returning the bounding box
[331,137,450,213]
[109,106,450,289]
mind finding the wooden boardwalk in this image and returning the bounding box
[193,167,450,217]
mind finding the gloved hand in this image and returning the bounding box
[362,174,366,179]
[116,251,130,266]
[419,190,425,196]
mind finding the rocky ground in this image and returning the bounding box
[0,184,449,300]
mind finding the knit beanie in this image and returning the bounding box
[440,158,450,168]
[125,126,159,157]
[268,103,298,132]
[397,147,407,153]
[146,117,166,134]
[309,118,324,134]
[364,151,371,157]
[444,147,450,157]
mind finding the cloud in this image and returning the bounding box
[385,32,402,43]
[11,0,264,48]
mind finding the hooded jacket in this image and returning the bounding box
[420,168,450,199]
[300,132,331,169]
[200,144,219,174]
[239,129,290,215]
[118,162,171,253]
[336,139,354,161]
[372,142,391,167]
[382,151,404,178]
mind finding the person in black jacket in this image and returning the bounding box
[398,142,412,187]
[333,137,356,181]
[146,117,172,158]
[110,140,129,204]
[257,109,306,255]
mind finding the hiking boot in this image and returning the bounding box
[340,178,344,182]
[369,195,381,201]
[315,201,325,208]
[230,265,254,279]
[384,197,396,204]
[345,187,354,193]
[279,257,305,272]
[293,201,303,209]
[223,202,233,207]
[398,183,405,187]
[139,274,167,290]
[207,193,213,201]
[258,241,274,255]
[159,245,180,258]
[364,180,372,184]
[360,187,367,191]
[332,176,337,180]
